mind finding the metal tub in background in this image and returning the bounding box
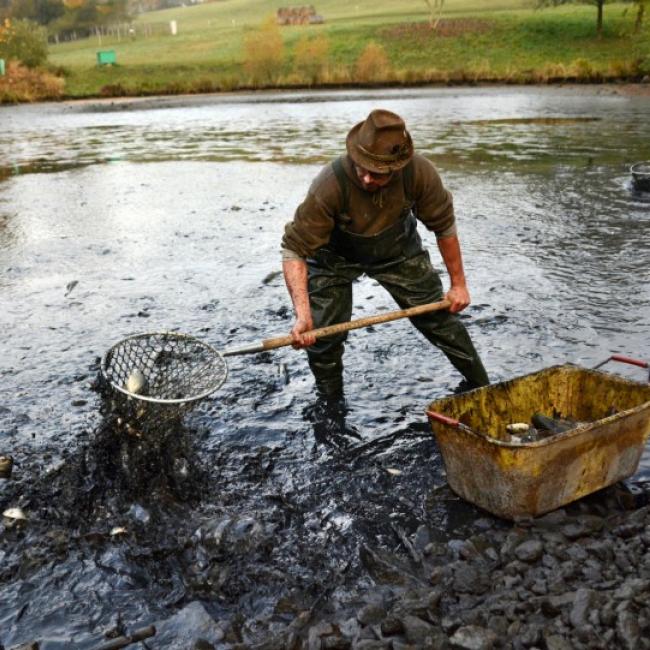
[427,357,650,520]
[631,161,650,192]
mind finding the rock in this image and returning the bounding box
[570,589,597,629]
[413,524,431,553]
[357,604,386,626]
[544,634,572,650]
[487,615,507,637]
[614,578,650,601]
[453,564,489,595]
[322,636,352,650]
[533,510,567,528]
[153,602,225,648]
[613,522,643,539]
[309,621,335,647]
[401,615,443,645]
[429,565,450,585]
[561,520,598,540]
[617,610,640,649]
[128,503,151,524]
[518,623,542,647]
[380,617,404,636]
[398,589,442,618]
[449,625,497,649]
[514,539,543,563]
[193,640,215,650]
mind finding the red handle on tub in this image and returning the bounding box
[427,410,460,427]
[610,355,649,369]
[593,354,649,371]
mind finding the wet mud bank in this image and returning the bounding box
[3,396,650,649]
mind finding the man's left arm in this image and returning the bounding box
[437,234,471,314]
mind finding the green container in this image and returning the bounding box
[96,50,117,66]
[0,59,5,77]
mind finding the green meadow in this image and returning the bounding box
[47,0,650,98]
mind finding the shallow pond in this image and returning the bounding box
[0,86,649,647]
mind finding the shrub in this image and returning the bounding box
[293,34,329,84]
[570,57,601,81]
[0,60,63,102]
[0,18,48,68]
[355,41,390,83]
[243,16,284,85]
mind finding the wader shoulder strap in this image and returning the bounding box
[332,156,349,214]
[402,160,414,203]
[331,157,415,214]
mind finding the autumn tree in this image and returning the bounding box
[293,34,329,84]
[355,41,390,82]
[0,17,48,66]
[244,16,285,85]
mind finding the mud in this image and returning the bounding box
[0,87,649,648]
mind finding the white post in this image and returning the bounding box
[170,20,177,36]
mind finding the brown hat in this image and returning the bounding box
[346,109,414,174]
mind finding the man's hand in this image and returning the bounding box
[290,315,316,349]
[445,284,471,313]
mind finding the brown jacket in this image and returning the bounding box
[282,153,456,259]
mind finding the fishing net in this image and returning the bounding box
[101,332,227,433]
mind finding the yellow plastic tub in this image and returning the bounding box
[427,363,650,520]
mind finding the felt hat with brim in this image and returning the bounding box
[346,109,414,174]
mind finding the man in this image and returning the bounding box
[281,109,488,400]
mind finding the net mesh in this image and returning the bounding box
[101,332,227,432]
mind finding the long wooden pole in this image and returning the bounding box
[223,299,451,357]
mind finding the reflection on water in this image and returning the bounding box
[2,86,650,177]
[0,86,649,646]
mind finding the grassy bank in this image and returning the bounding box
[46,0,650,98]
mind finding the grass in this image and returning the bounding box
[41,0,650,98]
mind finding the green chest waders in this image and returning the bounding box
[305,158,489,398]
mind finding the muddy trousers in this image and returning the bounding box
[306,249,489,397]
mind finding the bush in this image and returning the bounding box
[243,16,284,85]
[0,18,48,68]
[0,60,64,102]
[355,41,390,83]
[293,34,329,84]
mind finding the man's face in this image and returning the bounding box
[354,164,393,192]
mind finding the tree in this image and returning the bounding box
[0,17,48,66]
[9,0,64,25]
[355,41,390,82]
[535,0,608,37]
[634,0,647,32]
[423,0,444,29]
[243,16,284,85]
[293,34,329,84]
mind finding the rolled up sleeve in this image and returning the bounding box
[281,165,340,259]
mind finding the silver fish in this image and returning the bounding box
[125,369,147,395]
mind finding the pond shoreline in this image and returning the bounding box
[2,78,650,107]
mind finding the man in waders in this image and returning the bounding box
[281,109,489,404]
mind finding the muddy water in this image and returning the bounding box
[0,86,649,647]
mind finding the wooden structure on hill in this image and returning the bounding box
[276,6,324,25]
